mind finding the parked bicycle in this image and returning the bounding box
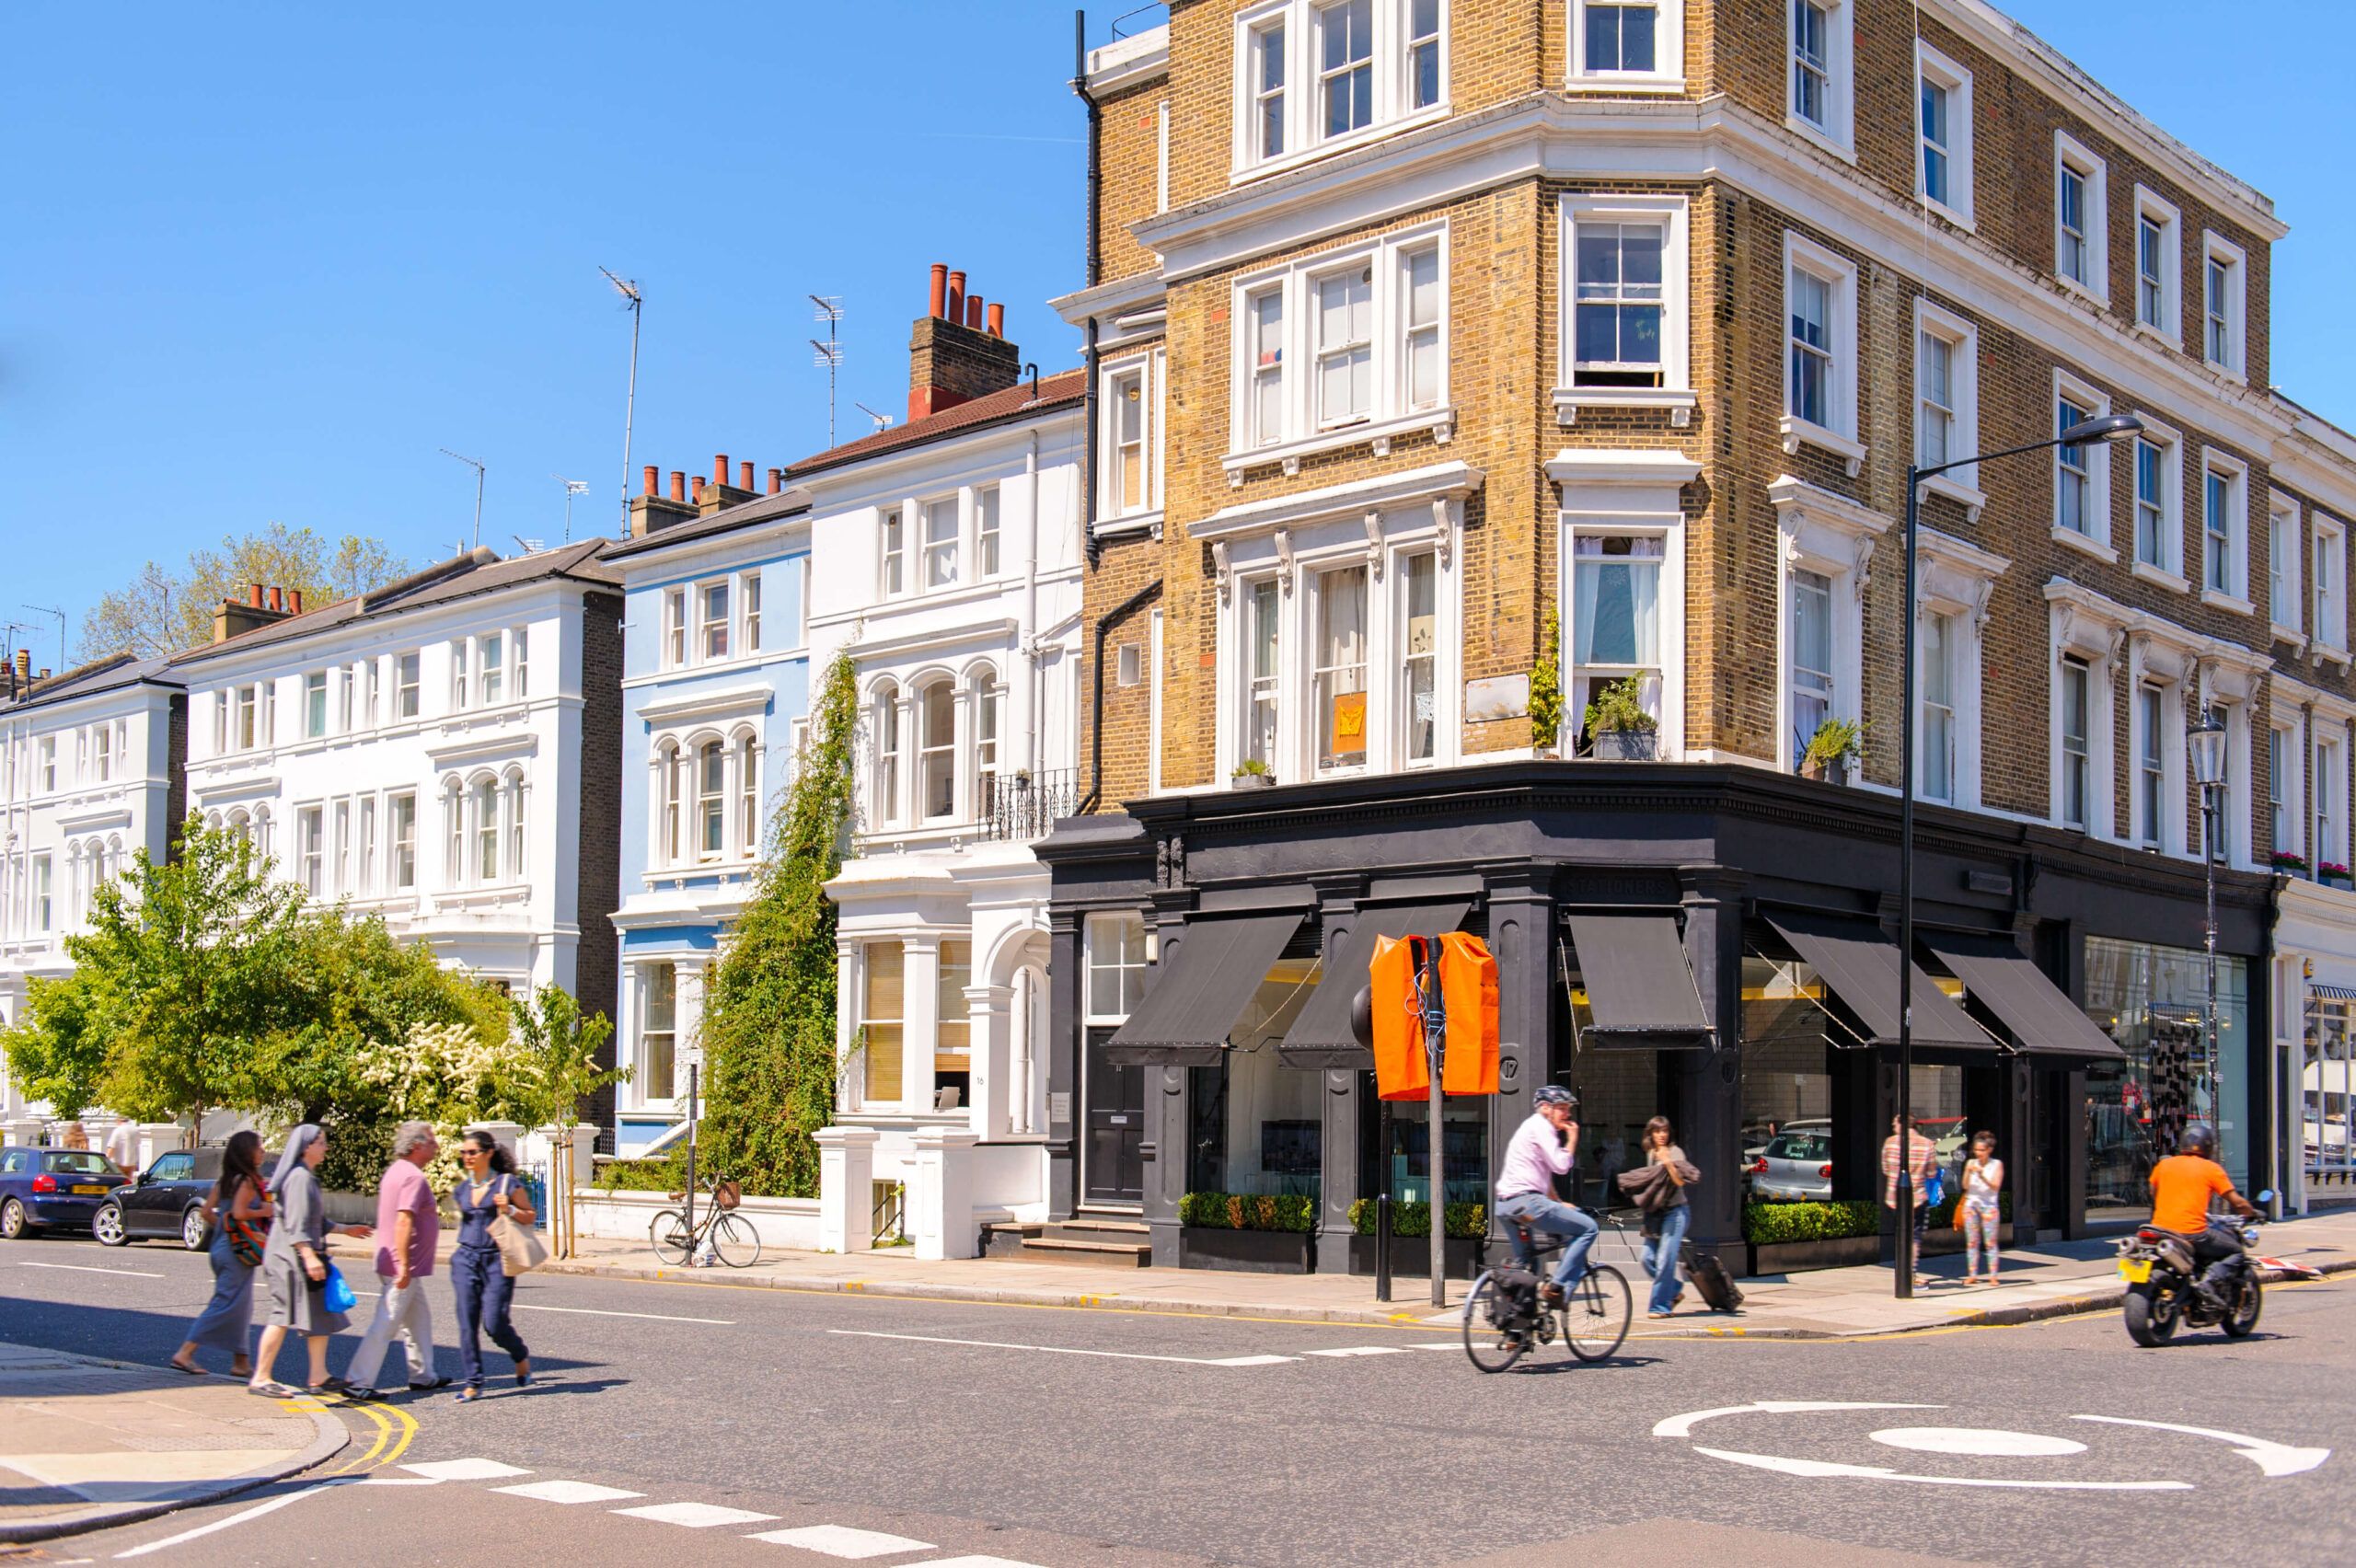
[1461,1208,1633,1371]
[649,1175,761,1269]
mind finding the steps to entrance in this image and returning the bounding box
[981,1216,1152,1268]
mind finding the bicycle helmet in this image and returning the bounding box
[1532,1085,1578,1111]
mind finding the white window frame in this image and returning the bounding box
[697,581,732,660]
[1784,0,1852,158]
[2201,230,2247,381]
[1771,478,1883,779]
[976,487,1001,579]
[2126,406,2185,592]
[2270,718,2304,864]
[1913,41,1973,227]
[1084,911,1149,1027]
[2316,516,2348,654]
[2133,677,2177,852]
[1224,225,1450,483]
[2199,450,2251,614]
[1780,233,1863,473]
[1566,0,1683,94]
[919,495,962,591]
[1911,528,2004,812]
[1913,300,1980,509]
[2131,185,2181,343]
[1556,194,1692,425]
[2054,133,2108,304]
[1230,0,1450,180]
[2322,734,2350,875]
[2057,654,2095,831]
[1101,349,1165,519]
[396,652,420,719]
[2270,490,2304,641]
[304,671,327,739]
[879,509,906,599]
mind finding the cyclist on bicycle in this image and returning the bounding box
[1495,1085,1598,1309]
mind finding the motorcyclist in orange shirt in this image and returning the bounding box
[2148,1124,2258,1313]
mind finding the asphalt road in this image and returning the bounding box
[2,1230,2350,1568]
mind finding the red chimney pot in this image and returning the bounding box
[946,270,965,326]
[670,471,687,502]
[987,302,1005,338]
[691,476,706,502]
[248,584,264,607]
[768,467,782,494]
[713,455,729,486]
[289,590,303,615]
[739,460,754,491]
[268,586,283,613]
[643,465,659,496]
[966,294,985,330]
[929,263,948,319]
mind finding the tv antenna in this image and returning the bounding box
[512,534,545,555]
[22,605,64,674]
[601,267,643,539]
[853,401,893,433]
[439,449,486,548]
[552,474,590,542]
[810,294,844,450]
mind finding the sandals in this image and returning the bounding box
[167,1357,208,1377]
[248,1380,303,1399]
[455,1385,485,1402]
[311,1377,353,1397]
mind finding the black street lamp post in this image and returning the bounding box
[1895,411,2143,1299]
[2189,711,2230,1173]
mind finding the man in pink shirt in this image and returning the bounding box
[344,1122,448,1399]
[1494,1086,1596,1307]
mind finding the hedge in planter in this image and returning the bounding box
[1741,1200,1879,1245]
[1179,1192,1314,1232]
[1346,1198,1486,1239]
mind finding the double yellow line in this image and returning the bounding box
[318,1394,421,1476]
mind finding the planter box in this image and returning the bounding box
[1746,1234,1880,1275]
[1344,1233,1483,1280]
[1591,730,1657,761]
[1179,1226,1312,1274]
[1230,773,1276,790]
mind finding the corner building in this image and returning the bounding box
[1037,1,2356,1275]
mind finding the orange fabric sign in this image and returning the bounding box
[1369,934,1429,1102]
[1438,932,1500,1094]
[1332,690,1368,743]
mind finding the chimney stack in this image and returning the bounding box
[907,265,1022,422]
[629,460,699,538]
[213,586,294,643]
[692,454,758,517]
[14,649,28,687]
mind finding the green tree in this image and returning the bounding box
[1529,605,1564,749]
[501,982,627,1132]
[0,967,108,1119]
[699,651,858,1196]
[77,522,410,660]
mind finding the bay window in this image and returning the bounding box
[861,943,905,1104]
[936,940,973,1091]
[642,963,677,1102]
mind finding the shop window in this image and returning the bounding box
[2303,994,2356,1188]
[2083,936,2248,1205]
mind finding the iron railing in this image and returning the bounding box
[980,768,1077,844]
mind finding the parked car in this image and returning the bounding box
[0,1147,133,1239]
[1748,1127,1835,1201]
[94,1147,225,1251]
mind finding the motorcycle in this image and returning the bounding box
[2114,1188,2273,1347]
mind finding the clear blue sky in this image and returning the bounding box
[6,3,2349,663]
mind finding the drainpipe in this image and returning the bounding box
[1022,427,1042,778]
[1079,579,1162,816]
[1072,9,1103,571]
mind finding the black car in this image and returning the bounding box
[0,1147,133,1238]
[93,1147,224,1251]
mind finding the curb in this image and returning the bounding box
[0,1404,348,1545]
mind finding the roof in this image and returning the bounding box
[168,538,621,671]
[1,651,181,716]
[604,487,814,562]
[782,368,1086,482]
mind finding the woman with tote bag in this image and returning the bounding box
[449,1129,536,1401]
[170,1131,271,1378]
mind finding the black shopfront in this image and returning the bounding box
[1035,764,2274,1274]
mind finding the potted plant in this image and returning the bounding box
[1529,607,1564,759]
[1582,676,1657,761]
[1230,758,1276,790]
[2324,861,2352,890]
[1800,717,1864,785]
[2270,850,2310,877]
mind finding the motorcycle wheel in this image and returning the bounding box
[2123,1283,2179,1347]
[2223,1276,2263,1338]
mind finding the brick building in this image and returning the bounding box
[1030,1,2356,1277]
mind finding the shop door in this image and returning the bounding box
[1084,1026,1145,1205]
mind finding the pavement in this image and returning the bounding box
[0,1338,347,1543]
[526,1205,2356,1338]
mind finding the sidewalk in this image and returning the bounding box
[0,1341,348,1544]
[534,1207,2356,1338]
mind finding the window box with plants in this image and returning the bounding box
[1177,1192,1315,1272]
[2269,851,2309,878]
[1341,1198,1486,1280]
[1799,717,1862,785]
[1230,759,1276,790]
[2326,862,2353,891]
[1582,676,1657,762]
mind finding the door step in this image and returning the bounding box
[979,1218,1153,1266]
[1020,1236,1153,1267]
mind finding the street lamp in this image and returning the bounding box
[1895,409,2143,1299]
[2189,709,2229,1176]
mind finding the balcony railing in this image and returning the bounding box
[980,768,1077,844]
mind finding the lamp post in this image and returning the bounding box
[1895,410,2143,1299]
[2189,710,2229,1171]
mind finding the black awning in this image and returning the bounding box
[1104,907,1309,1066]
[1764,910,1992,1050]
[1565,916,1715,1049]
[1276,897,1472,1067]
[1921,930,2129,1061]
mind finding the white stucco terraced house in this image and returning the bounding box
[606,478,814,1154]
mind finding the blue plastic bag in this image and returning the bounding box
[321,1261,356,1315]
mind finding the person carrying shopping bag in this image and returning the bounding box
[248,1124,373,1399]
[449,1129,535,1401]
[169,1130,271,1378]
[1615,1116,1699,1318]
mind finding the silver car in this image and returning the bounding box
[1749,1127,1834,1201]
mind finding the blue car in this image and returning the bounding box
[0,1147,133,1239]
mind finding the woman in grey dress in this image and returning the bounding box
[247,1124,372,1399]
[169,1131,271,1377]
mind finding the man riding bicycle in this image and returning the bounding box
[1495,1086,1599,1309]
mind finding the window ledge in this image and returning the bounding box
[2200,588,2255,617]
[1922,474,1986,521]
[2130,560,2190,594]
[430,884,530,911]
[1553,387,1696,427]
[1091,508,1163,542]
[2204,356,2246,386]
[1784,114,1855,165]
[1779,416,1865,477]
[2056,272,2108,309]
[1562,74,1687,96]
[2131,318,2179,352]
[1230,104,1452,187]
[1223,406,1455,486]
[2050,525,2116,564]
[2314,642,2353,672]
[1919,194,1974,234]
[2273,623,2308,651]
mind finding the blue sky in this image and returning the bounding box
[5,3,2349,662]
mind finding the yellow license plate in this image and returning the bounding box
[2118,1258,2153,1283]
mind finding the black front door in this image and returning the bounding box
[1084,1026,1145,1204]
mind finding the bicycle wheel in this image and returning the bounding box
[1563,1263,1632,1361]
[1461,1272,1530,1374]
[649,1208,695,1266]
[711,1210,762,1269]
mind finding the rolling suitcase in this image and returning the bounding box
[1682,1242,1745,1312]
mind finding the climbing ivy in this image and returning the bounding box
[1529,605,1564,749]
[698,651,859,1197]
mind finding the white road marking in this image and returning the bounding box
[914,1557,1054,1568]
[357,1477,445,1486]
[1407,1342,1461,1351]
[1652,1401,1940,1438]
[18,1261,166,1279]
[745,1524,937,1557]
[2072,1415,2332,1477]
[400,1458,533,1481]
[494,1480,646,1505]
[1870,1427,2086,1458]
[826,1330,1298,1367]
[509,1303,735,1325]
[113,1480,346,1558]
[1691,1446,2192,1491]
[1303,1346,1413,1357]
[612,1501,780,1528]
